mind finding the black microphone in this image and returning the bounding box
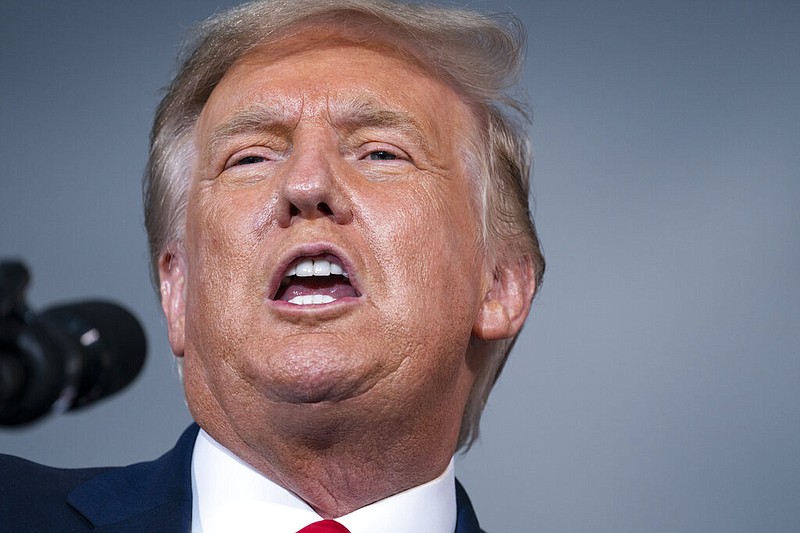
[0,295,147,426]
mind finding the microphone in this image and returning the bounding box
[0,261,147,426]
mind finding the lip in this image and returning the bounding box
[266,242,362,304]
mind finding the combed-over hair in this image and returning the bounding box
[143,0,544,451]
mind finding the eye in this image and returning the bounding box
[367,150,399,161]
[234,155,266,166]
[357,142,409,163]
[223,148,276,170]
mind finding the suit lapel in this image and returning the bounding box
[455,479,486,533]
[67,424,199,532]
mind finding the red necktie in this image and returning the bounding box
[296,519,352,533]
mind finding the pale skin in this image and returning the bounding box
[159,28,535,518]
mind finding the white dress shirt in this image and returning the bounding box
[191,429,456,533]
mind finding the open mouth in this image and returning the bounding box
[273,255,358,305]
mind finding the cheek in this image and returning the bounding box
[363,182,484,336]
[182,190,268,352]
[185,183,274,283]
[402,182,481,280]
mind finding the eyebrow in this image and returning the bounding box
[331,96,427,141]
[207,102,296,152]
[206,95,432,157]
[331,96,435,162]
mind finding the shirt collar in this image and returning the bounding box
[191,428,456,533]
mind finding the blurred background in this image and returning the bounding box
[1,1,798,531]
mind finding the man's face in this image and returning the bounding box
[163,36,498,449]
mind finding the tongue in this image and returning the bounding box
[275,277,357,302]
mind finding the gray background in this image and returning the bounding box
[1,1,798,531]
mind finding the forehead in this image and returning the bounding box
[196,29,476,140]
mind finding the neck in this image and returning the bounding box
[194,403,460,518]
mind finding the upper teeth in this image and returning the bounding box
[286,259,347,278]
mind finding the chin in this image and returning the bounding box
[245,343,387,406]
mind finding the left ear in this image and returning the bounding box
[472,254,537,341]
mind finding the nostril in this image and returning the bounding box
[288,201,334,220]
[317,202,334,217]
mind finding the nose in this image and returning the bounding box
[275,144,353,227]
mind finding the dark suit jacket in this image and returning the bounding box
[0,424,486,532]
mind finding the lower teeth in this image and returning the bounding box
[287,294,336,305]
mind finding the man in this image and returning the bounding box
[0,0,543,531]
